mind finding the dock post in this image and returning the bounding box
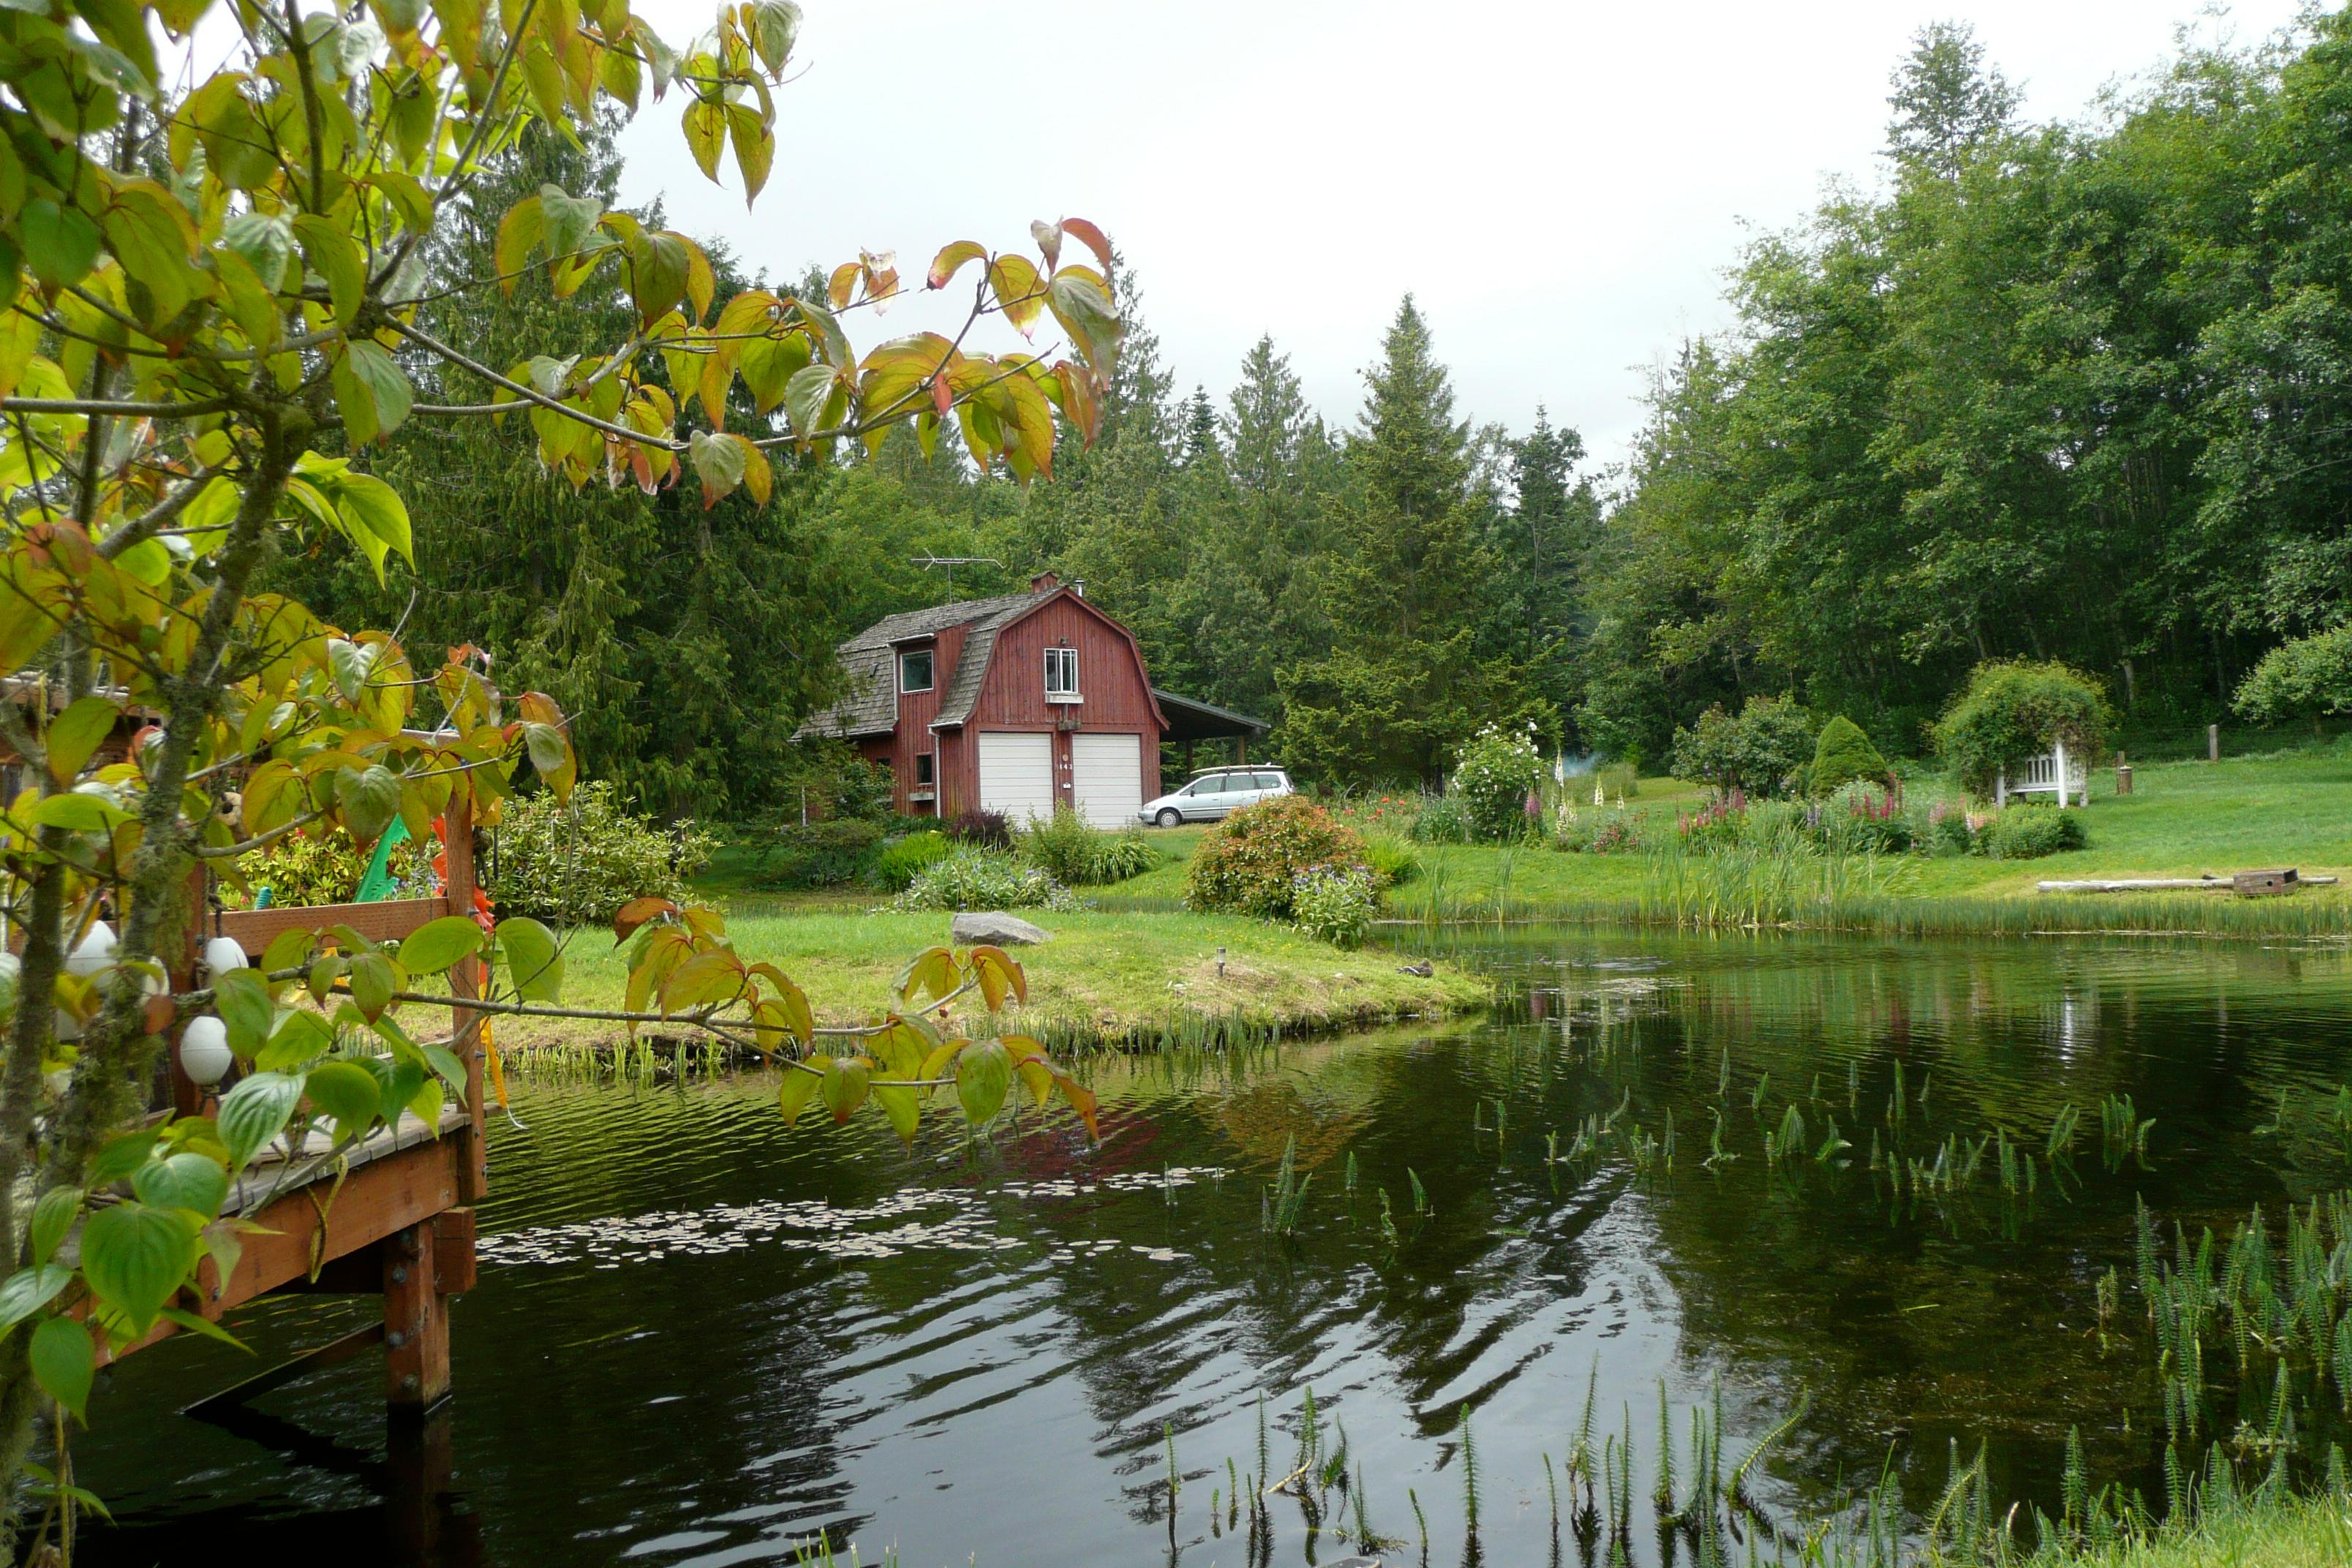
[384,1221,452,1414]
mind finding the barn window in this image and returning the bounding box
[915,752,936,786]
[900,648,934,693]
[1044,647,1079,701]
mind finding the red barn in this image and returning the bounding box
[797,573,1263,823]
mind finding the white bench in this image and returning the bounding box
[1997,742,2087,807]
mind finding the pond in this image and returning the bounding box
[76,927,2352,1566]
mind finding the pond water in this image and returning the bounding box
[76,927,2352,1567]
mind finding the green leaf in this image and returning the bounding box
[292,214,366,325]
[45,696,121,784]
[303,1060,382,1142]
[159,1306,246,1350]
[217,1070,302,1167]
[348,949,399,1022]
[496,917,562,1003]
[398,916,483,976]
[777,1067,821,1126]
[31,1319,94,1421]
[335,473,413,568]
[0,1266,72,1338]
[20,200,99,291]
[331,340,413,448]
[955,1039,1011,1123]
[870,1077,919,1143]
[131,1152,229,1217]
[783,362,837,440]
[260,925,314,983]
[221,211,294,290]
[31,793,129,832]
[821,1056,870,1123]
[687,429,746,508]
[29,1189,78,1267]
[255,1009,333,1071]
[335,764,402,848]
[212,968,275,1058]
[80,1201,201,1337]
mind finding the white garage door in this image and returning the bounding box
[976,732,1055,823]
[1071,733,1143,828]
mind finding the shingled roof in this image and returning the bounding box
[794,589,1051,740]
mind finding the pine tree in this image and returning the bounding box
[1279,298,1520,783]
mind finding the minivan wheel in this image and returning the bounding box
[1156,808,1183,828]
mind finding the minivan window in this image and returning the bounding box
[1252,772,1283,791]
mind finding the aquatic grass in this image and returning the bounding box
[1260,1133,1313,1235]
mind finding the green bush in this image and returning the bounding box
[1976,804,2088,860]
[892,848,1078,911]
[1934,660,2111,800]
[488,781,710,923]
[1186,796,1371,920]
[226,829,429,908]
[2235,625,2352,728]
[764,819,886,888]
[1668,695,1816,796]
[1289,864,1378,948]
[1810,716,1888,795]
[1360,832,1421,889]
[874,830,951,891]
[779,738,896,821]
[1407,794,1471,844]
[1019,804,1163,886]
[1449,723,1548,842]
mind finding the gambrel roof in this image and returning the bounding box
[794,589,1049,740]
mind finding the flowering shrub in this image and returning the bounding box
[1556,809,1646,854]
[1290,864,1379,948]
[1450,723,1549,842]
[1668,696,1816,796]
[1186,796,1371,919]
[893,847,1080,911]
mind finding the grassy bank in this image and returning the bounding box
[494,908,1488,1052]
[1093,747,2352,937]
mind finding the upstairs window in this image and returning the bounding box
[1044,647,1079,701]
[900,648,934,694]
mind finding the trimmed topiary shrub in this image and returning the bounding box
[1186,796,1371,921]
[489,780,711,922]
[1810,716,1888,795]
[1976,804,2088,860]
[1935,660,2111,801]
[1449,723,1548,842]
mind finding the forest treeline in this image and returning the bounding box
[278,12,2352,818]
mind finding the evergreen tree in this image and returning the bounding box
[1279,298,1528,783]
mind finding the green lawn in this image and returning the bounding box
[501,908,1487,1052]
[1096,746,2352,925]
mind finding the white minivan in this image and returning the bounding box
[1140,767,1294,826]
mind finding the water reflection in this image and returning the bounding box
[77,929,2352,1567]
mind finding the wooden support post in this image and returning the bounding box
[383,1220,451,1414]
[1236,736,1248,766]
[442,791,487,1204]
[2209,723,2220,763]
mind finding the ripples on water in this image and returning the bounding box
[77,930,2352,1566]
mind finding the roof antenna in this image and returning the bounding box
[909,554,1002,601]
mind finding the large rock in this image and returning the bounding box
[951,911,1052,946]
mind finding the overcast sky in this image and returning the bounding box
[612,1,2310,467]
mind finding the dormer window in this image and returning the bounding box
[1044,647,1079,703]
[900,649,934,693]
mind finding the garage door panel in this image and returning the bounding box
[977,732,1055,823]
[1071,733,1142,828]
